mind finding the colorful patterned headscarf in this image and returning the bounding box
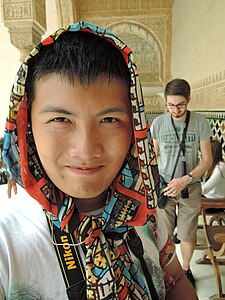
[3,21,160,299]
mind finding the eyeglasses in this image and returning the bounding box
[166,103,187,109]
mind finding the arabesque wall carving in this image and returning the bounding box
[191,71,225,110]
[3,1,32,19]
[106,21,163,87]
[76,0,173,99]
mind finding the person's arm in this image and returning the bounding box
[7,178,17,199]
[164,138,212,197]
[152,139,159,158]
[189,138,212,179]
[164,255,198,299]
[202,163,224,195]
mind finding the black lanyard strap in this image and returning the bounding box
[170,111,190,179]
[170,110,190,157]
[47,215,160,300]
[46,215,86,300]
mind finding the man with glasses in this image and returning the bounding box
[151,78,212,288]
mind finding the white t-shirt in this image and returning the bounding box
[201,162,225,198]
[0,185,174,300]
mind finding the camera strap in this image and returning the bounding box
[127,228,159,300]
[47,214,159,300]
[170,110,190,179]
[46,215,87,300]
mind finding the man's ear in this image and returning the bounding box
[187,96,190,103]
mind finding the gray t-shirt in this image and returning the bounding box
[150,111,212,182]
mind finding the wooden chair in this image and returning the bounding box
[197,197,225,300]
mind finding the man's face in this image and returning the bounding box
[166,95,189,119]
[31,74,132,199]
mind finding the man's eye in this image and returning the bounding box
[52,117,68,122]
[101,117,118,123]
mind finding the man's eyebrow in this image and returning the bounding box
[96,107,130,116]
[39,105,76,116]
[38,105,130,116]
[167,101,186,105]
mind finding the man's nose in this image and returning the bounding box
[174,106,180,111]
[67,126,103,159]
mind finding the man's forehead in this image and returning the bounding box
[166,95,187,103]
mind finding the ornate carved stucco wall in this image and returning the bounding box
[1,0,173,113]
[53,0,225,112]
[54,0,173,112]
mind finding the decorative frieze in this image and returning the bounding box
[79,0,173,14]
[3,1,32,20]
[191,72,225,110]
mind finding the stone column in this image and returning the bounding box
[55,0,78,27]
[2,0,46,61]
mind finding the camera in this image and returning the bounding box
[181,188,189,199]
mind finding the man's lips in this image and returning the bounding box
[66,165,103,175]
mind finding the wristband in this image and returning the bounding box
[188,173,193,183]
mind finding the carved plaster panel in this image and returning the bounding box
[106,22,163,86]
[2,1,31,19]
[80,17,170,85]
[52,0,172,91]
[145,95,165,112]
[2,0,45,25]
[191,73,225,110]
[10,28,41,48]
[2,0,46,61]
[78,0,173,15]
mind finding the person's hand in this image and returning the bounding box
[7,178,17,199]
[163,176,190,197]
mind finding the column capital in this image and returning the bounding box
[2,0,46,61]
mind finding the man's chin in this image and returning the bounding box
[172,113,186,119]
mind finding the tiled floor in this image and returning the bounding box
[176,228,225,300]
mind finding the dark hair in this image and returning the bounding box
[26,31,131,107]
[205,139,223,180]
[164,78,190,100]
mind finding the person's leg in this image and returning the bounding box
[177,183,202,287]
[163,196,177,236]
[180,240,195,270]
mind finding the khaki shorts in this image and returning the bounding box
[162,182,202,242]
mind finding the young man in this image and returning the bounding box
[0,22,198,299]
[151,78,212,288]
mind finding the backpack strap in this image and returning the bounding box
[46,214,86,300]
